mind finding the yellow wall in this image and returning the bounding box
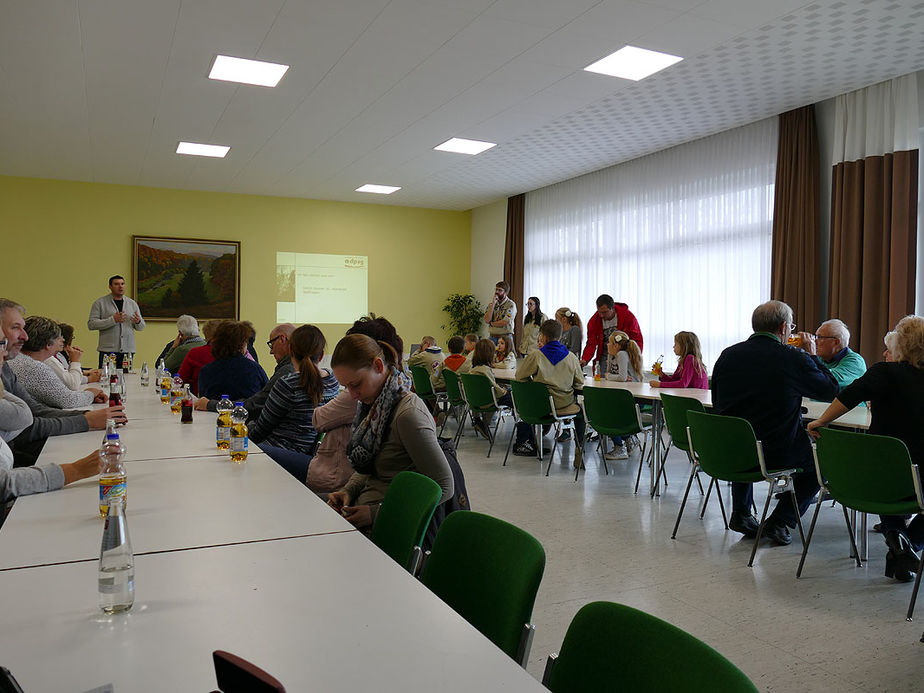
[0,175,471,371]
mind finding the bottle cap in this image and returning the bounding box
[221,394,229,398]
[235,402,244,406]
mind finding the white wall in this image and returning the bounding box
[470,199,507,311]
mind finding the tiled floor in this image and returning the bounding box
[450,420,924,692]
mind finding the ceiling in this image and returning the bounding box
[1,0,923,211]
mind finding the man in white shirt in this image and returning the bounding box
[87,275,145,369]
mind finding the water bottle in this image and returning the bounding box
[98,495,134,614]
[229,402,249,463]
[100,359,110,395]
[216,395,233,450]
[180,384,194,424]
[154,359,165,396]
[170,375,184,414]
[99,421,127,518]
[140,361,149,387]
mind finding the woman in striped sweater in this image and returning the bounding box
[249,325,340,480]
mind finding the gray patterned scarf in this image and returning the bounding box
[346,367,411,474]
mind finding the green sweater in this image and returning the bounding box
[823,347,866,390]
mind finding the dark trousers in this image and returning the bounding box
[515,412,586,447]
[258,443,313,482]
[730,447,818,527]
[98,352,130,370]
[880,515,924,552]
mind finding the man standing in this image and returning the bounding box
[196,323,295,423]
[711,300,839,545]
[483,281,516,345]
[793,318,867,389]
[87,275,145,369]
[580,294,644,373]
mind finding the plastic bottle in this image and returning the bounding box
[99,420,127,518]
[229,402,249,463]
[652,354,664,376]
[216,395,233,450]
[108,373,122,407]
[593,360,602,381]
[98,495,134,614]
[154,359,165,395]
[140,361,149,387]
[160,370,172,405]
[180,384,194,424]
[170,375,184,414]
[100,359,111,396]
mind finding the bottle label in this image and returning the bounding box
[217,427,231,442]
[230,436,248,452]
[99,480,126,507]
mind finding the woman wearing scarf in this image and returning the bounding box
[326,334,453,530]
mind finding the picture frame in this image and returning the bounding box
[132,236,240,321]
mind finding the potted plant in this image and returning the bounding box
[441,293,485,337]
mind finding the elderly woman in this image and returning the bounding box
[808,315,924,582]
[162,315,206,373]
[7,316,106,409]
[177,319,225,394]
[197,321,268,400]
[46,323,101,390]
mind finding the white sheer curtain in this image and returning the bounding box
[524,117,778,372]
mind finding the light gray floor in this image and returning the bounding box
[449,418,924,692]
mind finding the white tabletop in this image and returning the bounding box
[0,532,546,693]
[0,454,353,570]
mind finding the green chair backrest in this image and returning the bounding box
[815,428,923,516]
[421,511,546,661]
[410,365,435,398]
[685,410,764,483]
[509,380,555,424]
[582,386,641,437]
[371,471,443,571]
[659,393,706,452]
[545,601,758,693]
[442,368,466,406]
[459,372,499,412]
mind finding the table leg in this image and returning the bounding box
[651,402,663,497]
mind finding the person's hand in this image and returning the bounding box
[194,396,210,411]
[60,450,102,485]
[341,504,373,528]
[85,405,127,429]
[131,313,142,325]
[112,311,126,323]
[580,359,587,368]
[172,333,183,348]
[648,380,660,388]
[89,388,107,403]
[797,331,816,355]
[806,420,824,440]
[86,369,101,383]
[327,491,351,513]
[65,344,84,361]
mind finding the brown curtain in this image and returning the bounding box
[771,106,820,331]
[829,151,918,365]
[503,193,525,349]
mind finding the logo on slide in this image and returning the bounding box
[344,257,366,268]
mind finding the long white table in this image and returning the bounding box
[0,532,545,692]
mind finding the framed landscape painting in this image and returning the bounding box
[132,236,240,321]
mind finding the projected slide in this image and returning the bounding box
[276,252,368,324]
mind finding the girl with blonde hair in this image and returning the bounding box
[649,331,708,389]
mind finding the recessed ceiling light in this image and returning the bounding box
[176,141,230,158]
[584,45,682,81]
[356,184,401,195]
[434,137,497,155]
[208,55,290,87]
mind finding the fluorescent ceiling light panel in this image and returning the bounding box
[434,137,497,155]
[209,55,290,87]
[176,141,230,158]
[584,45,683,81]
[356,184,401,194]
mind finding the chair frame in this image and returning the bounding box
[502,380,577,475]
[438,368,469,446]
[579,387,650,488]
[683,412,806,567]
[796,432,924,621]
[457,372,512,458]
[409,364,448,410]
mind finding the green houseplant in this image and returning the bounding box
[441,293,485,338]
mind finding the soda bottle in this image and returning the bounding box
[180,384,194,424]
[652,354,664,376]
[98,495,134,614]
[170,375,184,414]
[216,395,233,450]
[140,361,149,387]
[99,420,127,518]
[108,375,122,407]
[593,360,602,381]
[160,370,172,405]
[229,402,249,463]
[124,353,133,374]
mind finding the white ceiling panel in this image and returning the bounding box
[0,0,922,209]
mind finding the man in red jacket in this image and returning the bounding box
[580,294,644,373]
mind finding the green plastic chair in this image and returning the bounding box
[440,368,469,445]
[542,601,758,693]
[659,393,727,539]
[410,365,447,410]
[797,428,924,620]
[420,511,545,667]
[371,471,443,574]
[581,386,649,487]
[503,380,578,474]
[685,410,805,567]
[458,372,511,458]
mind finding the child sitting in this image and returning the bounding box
[602,331,643,460]
[493,334,517,370]
[468,338,512,440]
[649,331,708,389]
[432,336,469,390]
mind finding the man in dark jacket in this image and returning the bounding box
[580,294,643,373]
[712,300,839,546]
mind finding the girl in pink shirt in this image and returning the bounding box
[650,331,708,389]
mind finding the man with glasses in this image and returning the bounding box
[792,319,867,389]
[196,323,295,423]
[711,300,839,546]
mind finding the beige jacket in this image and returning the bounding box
[407,347,444,379]
[309,390,356,495]
[515,348,583,415]
[468,364,507,400]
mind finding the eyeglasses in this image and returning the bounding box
[266,335,283,348]
[0,338,7,352]
[814,335,837,340]
[788,323,797,332]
